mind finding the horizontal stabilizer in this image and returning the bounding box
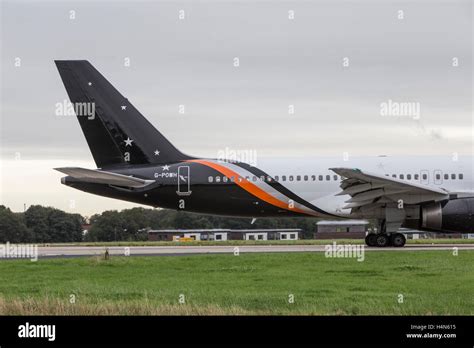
[55,167,155,188]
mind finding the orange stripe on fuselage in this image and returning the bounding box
[186,159,309,215]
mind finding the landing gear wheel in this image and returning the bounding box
[365,234,377,247]
[375,233,390,247]
[390,233,406,247]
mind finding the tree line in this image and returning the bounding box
[0,205,320,243]
[0,205,84,243]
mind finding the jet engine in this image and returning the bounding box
[420,198,474,233]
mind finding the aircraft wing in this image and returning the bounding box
[330,167,449,210]
[55,167,155,188]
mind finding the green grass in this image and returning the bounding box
[0,251,473,315]
[39,238,474,247]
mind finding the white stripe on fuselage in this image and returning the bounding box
[210,160,322,216]
[244,155,473,217]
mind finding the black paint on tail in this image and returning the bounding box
[55,60,191,168]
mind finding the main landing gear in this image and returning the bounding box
[365,233,406,247]
[364,220,406,247]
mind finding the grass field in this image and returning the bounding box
[0,251,473,315]
[39,238,474,247]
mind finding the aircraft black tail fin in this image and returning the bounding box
[55,60,191,168]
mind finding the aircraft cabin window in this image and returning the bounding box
[245,176,250,181]
[208,176,213,183]
[407,174,412,180]
[326,175,330,181]
[436,174,441,180]
[422,174,427,180]
[275,175,279,181]
[216,176,221,183]
[414,174,419,180]
[230,176,235,182]
[238,176,243,183]
[282,175,287,181]
[459,174,464,180]
[444,174,449,180]
[333,175,338,181]
[311,175,316,181]
[289,175,294,181]
[304,175,309,181]
[318,175,323,181]
[296,175,301,181]
[252,176,257,182]
[392,174,396,178]
[400,174,404,179]
[223,176,228,183]
[451,174,456,180]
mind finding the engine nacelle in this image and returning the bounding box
[421,198,474,233]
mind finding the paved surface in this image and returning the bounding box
[33,244,474,258]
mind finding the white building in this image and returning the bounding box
[244,232,268,241]
[277,231,299,240]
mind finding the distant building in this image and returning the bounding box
[243,231,268,241]
[314,220,369,239]
[148,228,302,241]
[81,224,92,236]
[277,231,299,241]
[238,229,300,241]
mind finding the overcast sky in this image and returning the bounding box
[1,0,472,215]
